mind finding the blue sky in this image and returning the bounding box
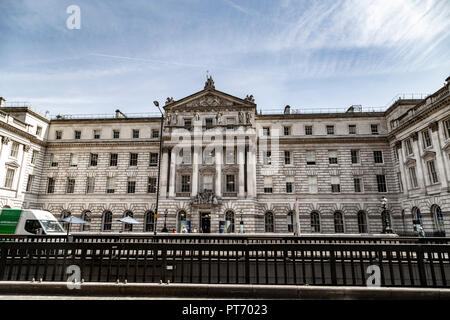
[0,0,449,116]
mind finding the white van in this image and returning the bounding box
[0,208,66,235]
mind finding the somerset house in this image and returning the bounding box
[0,76,449,236]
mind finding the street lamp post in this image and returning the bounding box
[153,101,164,236]
[239,210,244,233]
[381,197,393,234]
[161,209,168,233]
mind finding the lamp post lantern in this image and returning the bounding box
[153,100,164,236]
[161,209,168,232]
[381,197,393,234]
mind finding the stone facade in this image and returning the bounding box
[1,76,449,235]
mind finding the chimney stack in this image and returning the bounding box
[0,97,5,108]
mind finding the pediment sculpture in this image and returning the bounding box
[245,94,255,103]
[165,97,175,105]
[191,190,219,205]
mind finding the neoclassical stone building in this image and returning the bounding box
[1,75,449,235]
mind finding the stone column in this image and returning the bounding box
[430,122,449,190]
[246,143,256,198]
[159,148,169,198]
[192,146,199,197]
[411,132,426,189]
[238,144,245,198]
[215,146,222,197]
[168,147,177,197]
[396,142,409,196]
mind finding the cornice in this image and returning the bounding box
[47,140,161,148]
[255,112,385,120]
[0,120,46,146]
[262,135,389,144]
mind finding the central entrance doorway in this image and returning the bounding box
[200,212,211,233]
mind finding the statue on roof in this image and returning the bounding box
[245,94,255,103]
[204,75,215,90]
[165,97,174,105]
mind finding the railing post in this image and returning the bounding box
[161,246,167,283]
[329,249,337,285]
[416,245,427,287]
[0,247,6,281]
[245,245,250,284]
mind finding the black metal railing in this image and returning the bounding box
[0,241,449,288]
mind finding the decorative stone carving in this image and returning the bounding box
[173,112,178,125]
[194,111,200,121]
[165,97,175,105]
[410,132,418,141]
[191,190,219,205]
[395,141,402,149]
[1,136,10,145]
[246,112,252,124]
[429,121,439,132]
[165,112,172,125]
[238,111,244,124]
[204,75,215,90]
[216,111,222,124]
[244,94,255,103]
[23,145,31,152]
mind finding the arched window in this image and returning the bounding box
[2,205,11,209]
[60,211,71,230]
[311,212,320,233]
[177,210,187,233]
[225,210,235,233]
[431,205,445,235]
[102,211,112,231]
[357,211,368,233]
[381,210,391,231]
[334,211,344,233]
[412,207,422,225]
[123,211,133,232]
[81,210,91,231]
[287,211,294,233]
[265,212,274,232]
[144,211,155,232]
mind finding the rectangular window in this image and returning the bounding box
[149,152,158,167]
[74,131,81,139]
[308,176,318,193]
[110,153,118,167]
[371,124,379,135]
[36,126,42,137]
[348,124,356,134]
[55,131,62,140]
[204,149,214,164]
[326,125,335,135]
[151,129,159,138]
[86,177,95,193]
[182,149,191,164]
[127,179,136,193]
[226,117,236,125]
[284,151,291,165]
[226,149,235,164]
[264,176,273,193]
[69,153,78,167]
[147,177,157,193]
[205,118,213,128]
[4,168,15,189]
[130,153,138,166]
[351,150,359,164]
[286,177,294,193]
[409,167,418,188]
[184,118,192,128]
[66,178,75,193]
[26,175,35,192]
[284,126,291,136]
[90,153,98,166]
[376,175,387,192]
[444,118,450,139]
[427,160,439,184]
[181,175,191,192]
[113,130,120,139]
[354,177,362,193]
[106,177,115,193]
[331,176,340,193]
[373,151,383,163]
[50,154,58,167]
[422,129,432,148]
[263,127,270,136]
[93,130,101,139]
[47,177,55,193]
[226,175,235,192]
[132,129,140,139]
[263,151,272,165]
[10,142,19,158]
[405,139,413,155]
[203,175,213,192]
[306,151,316,165]
[305,125,313,135]
[328,151,338,164]
[31,150,38,164]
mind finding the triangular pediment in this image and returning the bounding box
[164,88,256,110]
